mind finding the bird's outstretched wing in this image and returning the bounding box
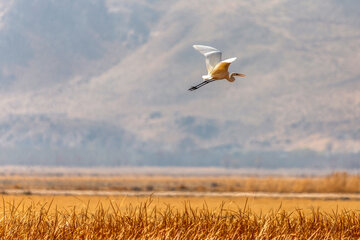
[193,45,222,74]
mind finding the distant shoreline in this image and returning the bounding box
[0,165,359,177]
[2,189,360,201]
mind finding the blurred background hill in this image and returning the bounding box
[0,0,359,169]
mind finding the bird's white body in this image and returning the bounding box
[201,57,237,80]
[189,45,245,91]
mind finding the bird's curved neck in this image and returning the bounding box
[227,73,236,82]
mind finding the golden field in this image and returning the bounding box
[0,195,360,239]
[2,194,360,215]
[0,172,359,239]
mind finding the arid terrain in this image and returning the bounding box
[0,168,359,239]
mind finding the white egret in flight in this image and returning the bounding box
[189,45,246,91]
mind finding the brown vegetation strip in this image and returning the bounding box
[1,172,360,194]
[0,199,359,239]
[2,189,360,201]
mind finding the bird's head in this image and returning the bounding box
[229,73,246,82]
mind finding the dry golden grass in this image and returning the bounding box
[0,172,359,238]
[0,172,359,193]
[4,195,360,215]
[0,196,359,239]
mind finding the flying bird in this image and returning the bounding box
[189,45,246,91]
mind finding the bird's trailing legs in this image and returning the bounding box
[188,80,215,91]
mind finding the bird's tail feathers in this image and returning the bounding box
[202,75,212,80]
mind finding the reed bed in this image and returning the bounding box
[1,172,360,194]
[0,198,359,239]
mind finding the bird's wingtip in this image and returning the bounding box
[221,57,237,63]
[193,44,213,49]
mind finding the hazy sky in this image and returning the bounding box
[0,0,359,165]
